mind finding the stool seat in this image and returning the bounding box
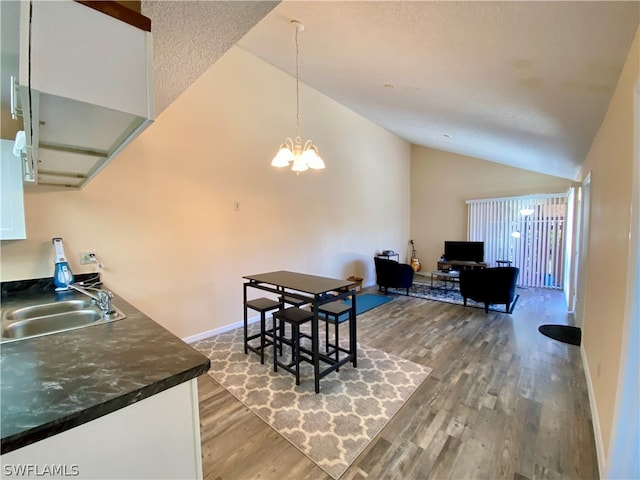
[273,307,314,385]
[244,297,282,364]
[246,298,281,312]
[274,306,313,324]
[318,301,351,320]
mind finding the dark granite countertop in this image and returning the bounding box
[1,277,211,454]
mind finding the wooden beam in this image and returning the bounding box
[74,1,151,32]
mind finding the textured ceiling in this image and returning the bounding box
[237,1,640,179]
[141,0,279,115]
[4,1,637,180]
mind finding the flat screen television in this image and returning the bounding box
[444,241,484,262]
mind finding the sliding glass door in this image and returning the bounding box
[467,194,568,288]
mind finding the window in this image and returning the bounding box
[467,194,567,288]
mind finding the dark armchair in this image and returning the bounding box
[459,267,520,313]
[374,257,414,295]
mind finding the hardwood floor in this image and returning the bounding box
[198,287,598,479]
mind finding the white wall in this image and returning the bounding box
[410,146,571,270]
[578,25,639,473]
[0,47,411,339]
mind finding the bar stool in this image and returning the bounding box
[272,307,313,385]
[244,297,282,364]
[318,301,353,370]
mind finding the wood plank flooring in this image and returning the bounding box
[198,287,598,479]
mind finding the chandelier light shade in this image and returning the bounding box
[271,20,325,173]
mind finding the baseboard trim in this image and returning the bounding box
[182,313,261,344]
[581,344,606,478]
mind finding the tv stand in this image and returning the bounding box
[438,260,488,271]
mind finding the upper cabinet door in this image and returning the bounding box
[21,0,153,119]
[13,0,154,188]
[0,140,26,240]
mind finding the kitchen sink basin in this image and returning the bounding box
[5,299,94,321]
[1,299,126,343]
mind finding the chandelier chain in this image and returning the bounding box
[295,26,300,139]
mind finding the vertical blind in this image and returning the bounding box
[467,194,567,288]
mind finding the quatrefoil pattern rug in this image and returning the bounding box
[193,325,431,479]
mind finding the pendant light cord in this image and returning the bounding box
[295,25,300,140]
[271,20,325,172]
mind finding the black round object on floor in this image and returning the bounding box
[538,324,581,346]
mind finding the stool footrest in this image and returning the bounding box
[246,339,274,356]
[246,329,276,342]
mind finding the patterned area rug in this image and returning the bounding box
[388,278,519,313]
[193,325,431,479]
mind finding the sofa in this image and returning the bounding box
[459,267,520,313]
[374,256,414,295]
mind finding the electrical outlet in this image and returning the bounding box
[80,251,97,265]
[233,201,240,211]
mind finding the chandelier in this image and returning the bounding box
[271,20,325,173]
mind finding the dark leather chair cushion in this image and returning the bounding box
[374,257,414,294]
[459,267,519,313]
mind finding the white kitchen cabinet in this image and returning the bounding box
[2,380,203,480]
[13,0,154,188]
[0,139,26,240]
[22,1,152,118]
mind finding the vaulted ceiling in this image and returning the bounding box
[146,2,640,180]
[141,0,279,114]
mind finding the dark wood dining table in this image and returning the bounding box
[243,270,357,393]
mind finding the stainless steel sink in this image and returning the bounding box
[1,299,126,343]
[5,299,94,321]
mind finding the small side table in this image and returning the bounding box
[429,270,460,291]
[496,260,513,267]
[346,276,363,292]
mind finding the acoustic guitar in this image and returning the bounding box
[410,240,422,272]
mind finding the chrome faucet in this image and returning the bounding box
[68,284,115,314]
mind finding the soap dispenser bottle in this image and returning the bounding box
[52,237,74,290]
